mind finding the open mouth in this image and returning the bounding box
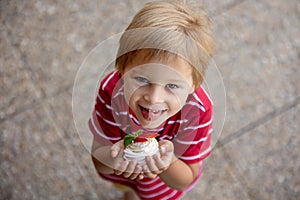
[139,105,167,121]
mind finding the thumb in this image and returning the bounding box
[111,148,119,158]
[159,140,174,154]
[160,145,166,154]
[111,141,123,158]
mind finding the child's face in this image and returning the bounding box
[122,55,194,129]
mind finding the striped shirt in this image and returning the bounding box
[89,71,213,199]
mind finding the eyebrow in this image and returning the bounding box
[166,78,189,85]
[130,67,191,85]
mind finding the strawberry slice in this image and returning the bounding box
[134,132,160,143]
[139,132,160,138]
[133,137,148,142]
[124,130,160,146]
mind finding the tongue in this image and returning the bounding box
[141,108,162,121]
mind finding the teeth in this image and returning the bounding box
[149,109,160,113]
[140,105,165,114]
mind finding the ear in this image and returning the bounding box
[188,83,196,94]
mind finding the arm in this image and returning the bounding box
[91,139,115,174]
[89,72,144,180]
[159,156,199,190]
[91,139,143,180]
[142,140,200,191]
[158,91,213,190]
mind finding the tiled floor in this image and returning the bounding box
[1,0,299,199]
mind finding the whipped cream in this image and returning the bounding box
[123,138,159,165]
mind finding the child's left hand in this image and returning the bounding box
[142,140,174,179]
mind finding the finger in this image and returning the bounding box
[142,165,157,179]
[111,146,121,158]
[111,141,124,158]
[159,140,174,154]
[122,160,137,178]
[143,160,161,177]
[111,149,119,158]
[114,160,128,175]
[153,154,167,171]
[129,165,142,180]
[138,173,145,180]
[159,145,173,155]
[145,156,159,173]
[159,145,166,155]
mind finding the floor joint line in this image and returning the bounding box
[216,96,300,148]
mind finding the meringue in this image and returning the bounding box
[123,138,159,165]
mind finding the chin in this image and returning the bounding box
[139,116,168,129]
[142,122,161,129]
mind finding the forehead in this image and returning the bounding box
[124,50,193,81]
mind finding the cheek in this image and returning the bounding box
[123,80,135,105]
[124,81,143,106]
[166,94,183,114]
[169,90,190,107]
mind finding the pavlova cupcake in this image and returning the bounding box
[123,130,160,165]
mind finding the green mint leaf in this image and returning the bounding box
[135,130,143,137]
[124,135,135,147]
[123,130,143,147]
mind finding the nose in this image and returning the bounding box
[143,83,165,104]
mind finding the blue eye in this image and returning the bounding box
[166,83,179,89]
[135,76,149,84]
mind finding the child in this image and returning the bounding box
[89,1,215,199]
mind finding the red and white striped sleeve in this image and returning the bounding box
[88,71,122,145]
[173,87,213,164]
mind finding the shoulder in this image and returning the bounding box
[186,86,213,113]
[99,70,122,94]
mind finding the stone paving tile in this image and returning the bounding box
[1,0,89,97]
[0,0,153,99]
[199,0,246,16]
[45,89,249,199]
[43,89,125,199]
[0,102,122,199]
[211,0,300,139]
[184,148,249,200]
[1,0,300,199]
[0,30,42,122]
[222,103,300,199]
[0,0,244,98]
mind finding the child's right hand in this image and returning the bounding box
[110,140,143,180]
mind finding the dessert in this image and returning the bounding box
[123,130,160,165]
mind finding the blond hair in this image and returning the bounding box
[116,0,215,88]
